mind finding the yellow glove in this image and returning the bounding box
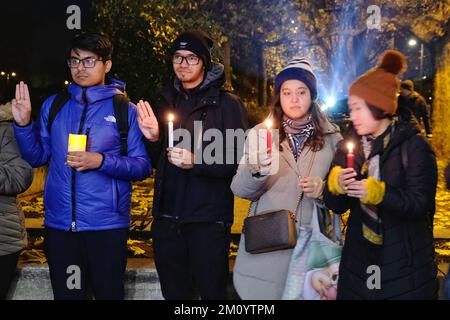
[328,166,346,195]
[361,176,385,205]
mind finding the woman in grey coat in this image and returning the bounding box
[231,58,342,299]
[0,101,33,299]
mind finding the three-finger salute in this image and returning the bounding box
[11,81,32,126]
[136,100,159,142]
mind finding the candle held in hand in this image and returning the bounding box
[346,142,354,169]
[265,119,272,154]
[168,113,174,148]
[68,134,87,152]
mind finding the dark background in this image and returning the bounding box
[0,1,92,107]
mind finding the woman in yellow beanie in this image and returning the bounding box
[324,50,438,299]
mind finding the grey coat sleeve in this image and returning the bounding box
[0,123,33,196]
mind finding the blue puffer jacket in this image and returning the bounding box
[14,78,151,231]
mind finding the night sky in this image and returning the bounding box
[0,1,435,105]
[0,0,92,104]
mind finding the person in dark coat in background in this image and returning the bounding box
[397,79,432,137]
[136,30,248,299]
[324,50,438,300]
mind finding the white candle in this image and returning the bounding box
[168,113,174,148]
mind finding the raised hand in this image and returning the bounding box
[136,100,159,142]
[11,81,32,126]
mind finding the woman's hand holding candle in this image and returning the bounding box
[247,127,273,177]
[346,179,368,199]
[338,168,357,192]
[255,150,272,176]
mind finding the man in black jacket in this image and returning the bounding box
[136,30,248,299]
[397,80,432,137]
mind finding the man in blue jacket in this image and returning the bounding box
[11,33,151,300]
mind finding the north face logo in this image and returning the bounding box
[180,41,188,47]
[104,115,116,123]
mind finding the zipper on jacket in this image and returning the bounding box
[85,127,91,150]
[71,88,89,232]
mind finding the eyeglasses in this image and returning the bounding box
[68,57,103,68]
[173,54,200,65]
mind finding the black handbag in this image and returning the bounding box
[243,150,316,254]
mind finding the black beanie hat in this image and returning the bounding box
[169,30,213,70]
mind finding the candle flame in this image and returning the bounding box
[347,142,354,153]
[265,119,272,129]
[168,113,174,122]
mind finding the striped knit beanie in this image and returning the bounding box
[274,57,317,100]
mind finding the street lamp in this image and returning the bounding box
[408,39,417,47]
[0,71,17,80]
[408,38,424,76]
[0,71,18,89]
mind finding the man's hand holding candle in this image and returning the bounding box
[167,147,194,169]
[66,152,104,171]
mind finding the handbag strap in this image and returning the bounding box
[293,150,316,221]
[249,148,317,219]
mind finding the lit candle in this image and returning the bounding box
[68,134,87,152]
[346,142,354,169]
[168,113,174,148]
[265,119,273,154]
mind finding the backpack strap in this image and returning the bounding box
[113,94,129,156]
[47,91,71,133]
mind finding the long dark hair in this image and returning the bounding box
[270,94,327,152]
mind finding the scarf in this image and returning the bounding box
[360,122,395,246]
[282,114,315,160]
